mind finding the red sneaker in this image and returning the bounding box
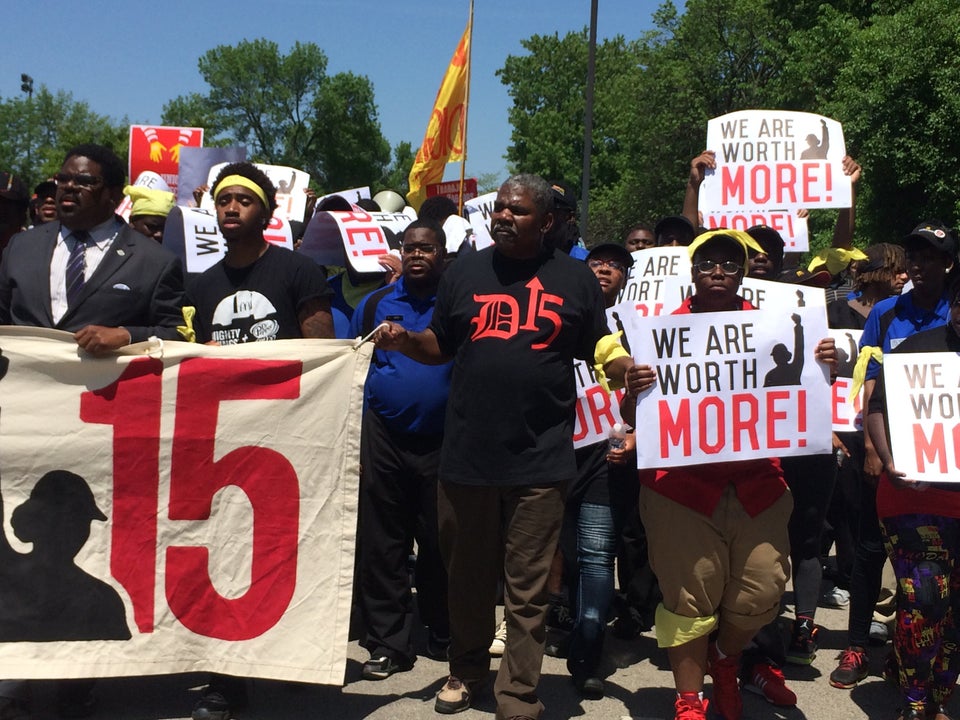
[674,695,709,720]
[707,643,743,720]
[743,661,797,706]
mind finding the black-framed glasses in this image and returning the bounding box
[401,244,440,256]
[54,173,103,189]
[695,260,741,275]
[587,259,626,273]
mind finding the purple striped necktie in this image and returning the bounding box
[65,230,90,307]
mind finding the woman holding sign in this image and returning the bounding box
[621,230,836,720]
[866,272,960,720]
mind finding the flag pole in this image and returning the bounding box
[457,0,474,214]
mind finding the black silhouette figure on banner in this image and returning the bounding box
[764,313,805,386]
[800,119,830,160]
[0,470,131,642]
[612,311,632,355]
[836,332,858,378]
[276,171,297,195]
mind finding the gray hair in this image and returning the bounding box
[500,174,553,216]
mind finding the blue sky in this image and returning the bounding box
[6,0,676,186]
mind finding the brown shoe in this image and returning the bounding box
[435,676,473,714]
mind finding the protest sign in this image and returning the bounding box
[129,125,203,196]
[0,329,371,682]
[463,191,497,250]
[427,178,478,205]
[176,147,247,207]
[883,352,960,483]
[830,328,863,432]
[621,306,832,468]
[201,163,310,223]
[615,247,687,315]
[316,187,371,212]
[298,210,393,274]
[162,207,293,276]
[699,110,851,214]
[702,210,810,252]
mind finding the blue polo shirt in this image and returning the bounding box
[859,290,950,381]
[350,276,452,436]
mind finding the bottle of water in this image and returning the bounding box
[608,422,626,451]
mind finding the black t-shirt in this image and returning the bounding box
[827,297,869,331]
[188,244,331,344]
[430,246,608,486]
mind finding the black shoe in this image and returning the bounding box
[426,630,450,661]
[546,601,575,633]
[785,616,818,665]
[192,691,230,720]
[611,612,642,640]
[362,654,414,680]
[545,632,571,658]
[572,675,604,699]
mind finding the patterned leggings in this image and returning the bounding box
[881,514,960,709]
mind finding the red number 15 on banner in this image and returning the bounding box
[80,356,302,640]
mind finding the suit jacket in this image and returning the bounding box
[0,220,186,342]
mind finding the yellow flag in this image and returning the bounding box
[407,21,471,210]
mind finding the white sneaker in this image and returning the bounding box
[869,620,889,644]
[488,619,507,657]
[820,584,850,608]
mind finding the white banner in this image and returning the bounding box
[699,110,851,214]
[620,306,832,468]
[884,352,960,483]
[830,328,863,432]
[0,329,370,682]
[463,192,497,250]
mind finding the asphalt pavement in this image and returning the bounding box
[16,589,921,719]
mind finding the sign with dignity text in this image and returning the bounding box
[620,306,832,468]
[0,329,370,682]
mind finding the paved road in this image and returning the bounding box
[18,594,919,719]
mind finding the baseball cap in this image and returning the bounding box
[586,243,635,269]
[901,221,958,256]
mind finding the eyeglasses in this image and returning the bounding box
[401,244,440,256]
[695,260,741,275]
[587,259,626,273]
[54,173,104,189]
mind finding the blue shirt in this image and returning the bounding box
[350,276,453,435]
[859,290,950,380]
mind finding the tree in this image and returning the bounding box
[0,86,127,188]
[163,39,391,192]
[378,141,416,197]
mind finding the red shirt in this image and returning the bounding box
[639,296,787,517]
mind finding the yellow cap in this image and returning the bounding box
[124,185,175,218]
[687,229,765,273]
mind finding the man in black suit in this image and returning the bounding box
[0,143,185,354]
[0,144,184,718]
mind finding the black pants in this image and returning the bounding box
[358,410,448,663]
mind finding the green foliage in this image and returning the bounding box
[378,141,416,197]
[163,39,391,192]
[500,0,960,249]
[0,86,127,188]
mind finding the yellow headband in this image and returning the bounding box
[687,229,766,274]
[213,175,269,208]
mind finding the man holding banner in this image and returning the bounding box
[621,230,836,720]
[375,174,637,720]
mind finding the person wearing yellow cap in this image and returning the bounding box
[620,230,837,720]
[125,185,176,243]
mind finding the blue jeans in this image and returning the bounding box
[567,502,616,678]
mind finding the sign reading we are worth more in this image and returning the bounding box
[621,306,832,468]
[884,352,960,483]
[0,329,370,683]
[699,110,851,215]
